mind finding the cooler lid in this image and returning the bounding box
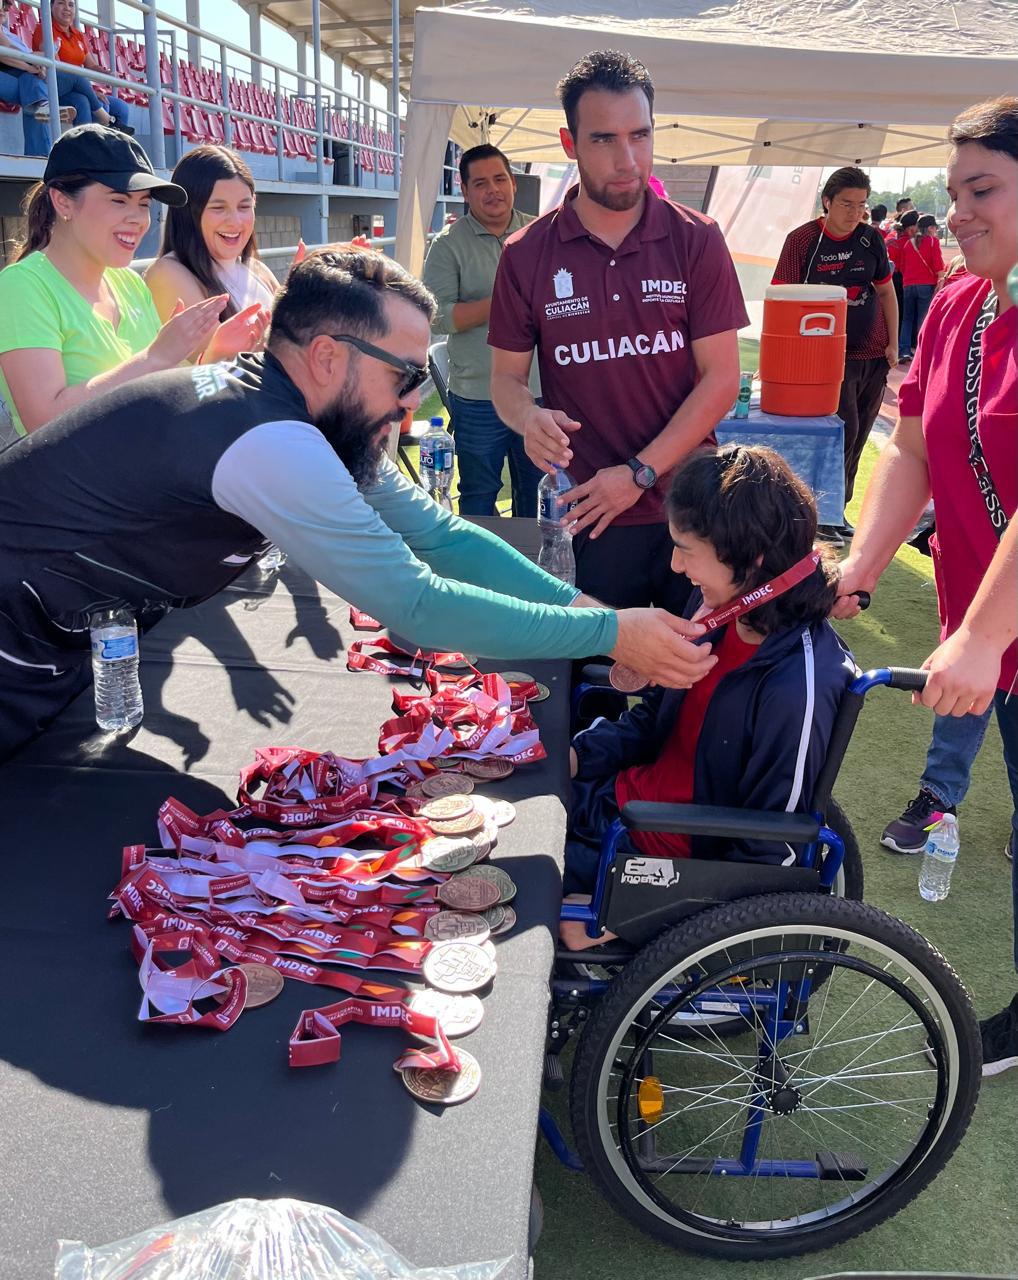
[764,284,848,301]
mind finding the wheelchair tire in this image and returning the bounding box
[569,893,980,1259]
[827,797,863,903]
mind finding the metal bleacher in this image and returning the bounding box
[0,0,411,256]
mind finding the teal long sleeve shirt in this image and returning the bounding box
[211,420,618,661]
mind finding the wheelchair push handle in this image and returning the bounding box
[853,590,871,610]
[851,665,929,695]
[885,666,929,692]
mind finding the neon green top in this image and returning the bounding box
[0,251,161,436]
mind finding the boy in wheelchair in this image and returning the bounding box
[561,445,857,946]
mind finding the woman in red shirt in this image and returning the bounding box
[837,95,1018,1077]
[899,213,947,357]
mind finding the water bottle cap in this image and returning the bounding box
[430,416,444,427]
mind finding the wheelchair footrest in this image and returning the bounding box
[543,1053,565,1092]
[816,1150,869,1181]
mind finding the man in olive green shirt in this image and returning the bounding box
[423,144,542,517]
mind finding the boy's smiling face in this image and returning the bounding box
[668,524,743,611]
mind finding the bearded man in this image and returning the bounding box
[0,247,717,760]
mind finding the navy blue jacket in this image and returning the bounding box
[573,610,857,864]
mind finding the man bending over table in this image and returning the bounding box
[0,248,715,762]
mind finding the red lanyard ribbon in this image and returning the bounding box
[695,549,822,631]
[347,637,479,684]
[289,997,459,1070]
[609,551,822,690]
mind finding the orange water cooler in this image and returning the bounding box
[759,284,847,416]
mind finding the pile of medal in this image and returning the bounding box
[112,649,553,1108]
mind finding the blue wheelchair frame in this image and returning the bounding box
[543,667,908,1178]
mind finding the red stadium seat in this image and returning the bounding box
[179,103,210,142]
[232,116,255,151]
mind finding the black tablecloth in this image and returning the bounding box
[0,520,569,1279]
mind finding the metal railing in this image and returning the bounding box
[7,0,402,211]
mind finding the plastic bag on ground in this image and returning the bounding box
[55,1197,512,1280]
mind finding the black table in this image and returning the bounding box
[0,520,570,1279]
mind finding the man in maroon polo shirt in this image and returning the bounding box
[489,49,748,610]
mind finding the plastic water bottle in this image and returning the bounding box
[90,607,143,733]
[259,544,286,572]
[420,415,455,511]
[919,813,959,902]
[733,372,752,420]
[537,465,576,585]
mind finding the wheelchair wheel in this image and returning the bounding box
[827,797,863,903]
[569,893,980,1258]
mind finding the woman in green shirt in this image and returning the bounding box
[0,125,268,440]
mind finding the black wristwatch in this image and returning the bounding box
[626,457,657,490]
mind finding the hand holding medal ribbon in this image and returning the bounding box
[609,550,824,692]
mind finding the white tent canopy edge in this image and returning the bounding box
[396,1,1018,272]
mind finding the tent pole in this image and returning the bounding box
[391,0,400,184]
[701,166,718,214]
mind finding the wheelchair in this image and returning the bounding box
[540,666,982,1259]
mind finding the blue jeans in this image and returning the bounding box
[54,72,128,126]
[0,66,49,155]
[921,707,993,809]
[901,283,935,355]
[448,392,542,518]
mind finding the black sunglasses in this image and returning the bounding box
[331,334,428,400]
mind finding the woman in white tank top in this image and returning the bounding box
[145,145,277,344]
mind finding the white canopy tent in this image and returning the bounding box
[395,0,1018,271]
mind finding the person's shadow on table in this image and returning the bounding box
[0,754,415,1252]
[143,568,344,769]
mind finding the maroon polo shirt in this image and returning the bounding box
[488,185,748,525]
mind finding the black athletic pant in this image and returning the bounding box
[837,356,890,508]
[0,651,91,765]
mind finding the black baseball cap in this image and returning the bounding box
[43,124,187,206]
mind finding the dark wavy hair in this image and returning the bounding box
[268,246,436,349]
[158,145,258,319]
[666,446,839,636]
[556,49,654,137]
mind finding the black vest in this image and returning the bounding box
[0,353,306,660]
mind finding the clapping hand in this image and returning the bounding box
[204,302,271,363]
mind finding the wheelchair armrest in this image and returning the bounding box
[579,663,613,686]
[620,801,821,844]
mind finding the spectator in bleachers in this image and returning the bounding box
[0,125,266,440]
[145,145,276,332]
[32,0,131,134]
[1,0,76,154]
